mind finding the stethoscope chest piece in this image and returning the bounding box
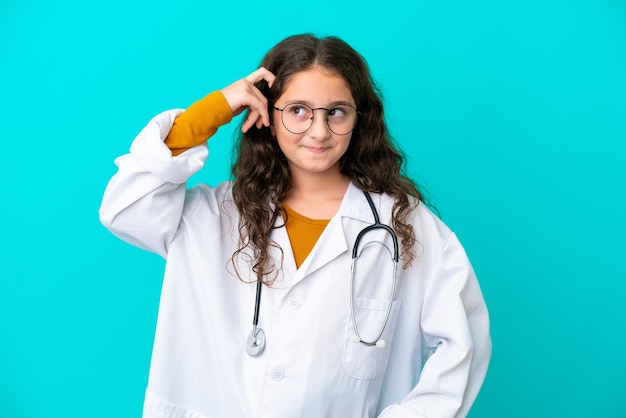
[246,327,266,357]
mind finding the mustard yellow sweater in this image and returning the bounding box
[164,91,329,268]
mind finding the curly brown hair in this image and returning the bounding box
[230,34,424,284]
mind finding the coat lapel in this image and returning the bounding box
[288,183,375,286]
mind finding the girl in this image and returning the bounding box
[100,34,491,418]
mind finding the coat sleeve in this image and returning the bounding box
[99,109,209,258]
[379,233,492,418]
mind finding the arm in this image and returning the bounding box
[99,68,276,256]
[165,66,276,155]
[98,105,226,257]
[165,91,234,156]
[379,233,492,418]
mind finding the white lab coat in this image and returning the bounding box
[100,109,491,418]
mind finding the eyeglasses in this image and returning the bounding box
[273,103,360,135]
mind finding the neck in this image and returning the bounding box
[284,168,350,219]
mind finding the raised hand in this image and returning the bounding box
[220,67,276,133]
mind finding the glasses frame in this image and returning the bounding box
[272,103,361,136]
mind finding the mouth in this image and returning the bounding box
[304,146,329,154]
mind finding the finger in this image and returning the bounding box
[242,92,271,127]
[245,67,276,89]
[241,109,261,133]
[249,109,268,131]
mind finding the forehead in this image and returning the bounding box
[278,66,354,104]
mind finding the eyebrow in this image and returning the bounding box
[280,99,356,107]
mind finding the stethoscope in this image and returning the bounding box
[245,191,399,357]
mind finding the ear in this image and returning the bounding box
[270,124,276,137]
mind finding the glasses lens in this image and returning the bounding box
[326,105,358,135]
[281,104,358,135]
[282,104,313,134]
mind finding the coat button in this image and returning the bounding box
[288,297,301,310]
[271,368,285,381]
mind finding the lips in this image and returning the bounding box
[304,146,329,153]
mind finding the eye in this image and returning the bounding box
[328,106,349,119]
[286,104,311,119]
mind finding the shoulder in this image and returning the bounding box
[412,201,451,239]
[376,191,454,256]
[377,191,449,234]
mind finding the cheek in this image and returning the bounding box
[274,124,301,144]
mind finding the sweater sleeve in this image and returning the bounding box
[164,90,233,156]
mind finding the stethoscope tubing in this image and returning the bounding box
[246,191,400,356]
[349,191,399,347]
[253,280,262,332]
[245,280,266,357]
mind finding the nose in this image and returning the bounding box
[308,109,331,140]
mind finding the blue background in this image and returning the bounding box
[1,1,625,416]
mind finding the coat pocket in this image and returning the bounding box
[143,389,208,418]
[343,298,402,380]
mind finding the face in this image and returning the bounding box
[271,66,355,179]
